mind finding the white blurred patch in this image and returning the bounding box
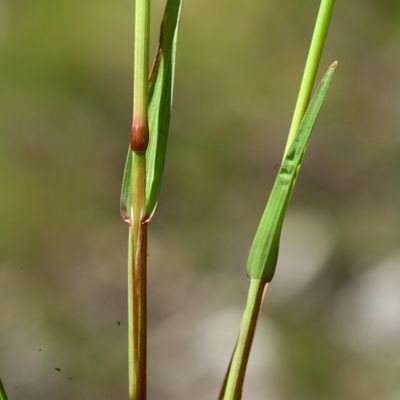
[196,308,281,400]
[332,252,400,350]
[148,303,282,400]
[271,211,334,303]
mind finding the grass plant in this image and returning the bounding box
[120,0,182,398]
[0,1,337,399]
[220,1,337,399]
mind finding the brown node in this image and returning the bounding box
[130,121,149,152]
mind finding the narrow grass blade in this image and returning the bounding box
[247,62,337,282]
[0,379,8,400]
[145,0,182,217]
[120,0,183,222]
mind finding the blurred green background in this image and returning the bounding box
[1,0,400,399]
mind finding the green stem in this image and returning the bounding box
[217,343,236,400]
[223,279,267,400]
[283,0,336,157]
[133,0,150,122]
[129,0,150,398]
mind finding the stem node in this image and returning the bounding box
[131,120,149,152]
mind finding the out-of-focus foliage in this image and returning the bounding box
[0,379,8,400]
[1,1,400,399]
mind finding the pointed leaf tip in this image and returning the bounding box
[246,63,337,282]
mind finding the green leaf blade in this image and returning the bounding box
[247,62,337,282]
[145,0,182,217]
[0,379,8,400]
[120,0,182,222]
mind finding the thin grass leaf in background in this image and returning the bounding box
[0,379,8,400]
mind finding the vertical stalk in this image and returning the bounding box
[129,0,150,399]
[223,279,267,400]
[284,0,336,156]
[133,0,150,127]
[128,154,148,400]
[220,2,336,398]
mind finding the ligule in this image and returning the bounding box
[247,62,337,282]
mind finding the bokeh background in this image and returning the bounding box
[1,0,400,399]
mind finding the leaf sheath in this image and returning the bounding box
[247,62,337,282]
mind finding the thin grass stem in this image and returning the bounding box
[283,0,336,157]
[133,0,150,123]
[128,154,148,400]
[222,279,268,400]
[128,0,151,398]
